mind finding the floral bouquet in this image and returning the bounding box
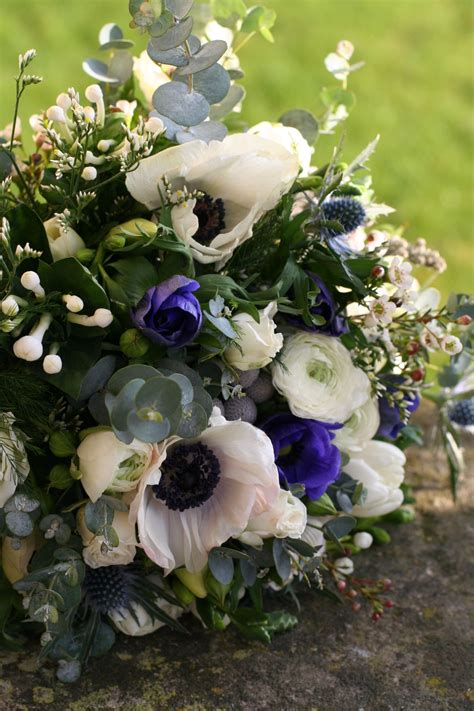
[0,0,472,683]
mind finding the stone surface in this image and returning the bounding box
[1,404,473,710]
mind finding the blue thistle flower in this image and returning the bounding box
[84,565,136,614]
[449,397,474,427]
[320,197,366,238]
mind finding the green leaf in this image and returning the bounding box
[305,493,337,516]
[6,205,52,262]
[323,515,356,541]
[211,0,246,20]
[279,109,319,144]
[84,500,114,535]
[150,15,193,49]
[266,610,299,633]
[272,538,292,580]
[109,257,159,306]
[241,5,276,41]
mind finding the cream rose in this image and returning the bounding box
[43,216,86,262]
[225,302,283,371]
[125,134,299,268]
[76,430,156,503]
[238,489,307,548]
[77,508,137,569]
[345,440,406,517]
[272,332,371,424]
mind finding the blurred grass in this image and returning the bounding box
[0,0,472,296]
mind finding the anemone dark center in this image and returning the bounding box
[192,193,226,245]
[84,565,134,614]
[152,441,220,512]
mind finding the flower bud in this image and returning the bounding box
[119,328,150,358]
[334,557,354,575]
[75,248,96,264]
[171,577,196,606]
[353,531,373,549]
[104,236,126,250]
[174,568,208,599]
[456,314,472,326]
[81,166,97,181]
[106,218,157,241]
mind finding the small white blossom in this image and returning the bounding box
[364,295,397,328]
[388,256,414,292]
[441,334,463,355]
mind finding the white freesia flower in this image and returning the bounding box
[129,416,280,574]
[238,489,307,548]
[272,332,371,424]
[125,134,299,268]
[133,50,170,105]
[334,398,380,453]
[0,413,30,507]
[345,440,406,517]
[225,302,283,371]
[43,216,85,262]
[77,508,137,569]
[109,597,182,637]
[249,121,313,174]
[76,430,155,503]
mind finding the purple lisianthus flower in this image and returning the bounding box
[131,275,202,348]
[377,377,421,440]
[287,272,348,337]
[260,412,342,500]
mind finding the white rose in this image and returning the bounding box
[109,598,182,637]
[272,332,371,424]
[225,302,283,371]
[0,413,30,507]
[125,133,299,268]
[249,121,314,175]
[345,440,405,517]
[133,51,170,106]
[76,430,156,503]
[334,398,380,454]
[238,489,307,547]
[43,216,86,262]
[77,508,137,569]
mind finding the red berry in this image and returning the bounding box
[406,340,420,355]
[337,580,347,592]
[384,599,394,609]
[410,368,424,382]
[371,265,385,279]
[347,589,358,599]
[352,602,361,612]
[372,612,382,622]
[457,315,472,326]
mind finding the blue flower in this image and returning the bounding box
[377,377,420,440]
[260,413,342,500]
[320,197,366,238]
[131,275,202,348]
[286,272,348,337]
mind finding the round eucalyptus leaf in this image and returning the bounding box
[279,108,319,145]
[108,365,158,395]
[174,63,230,104]
[153,82,209,127]
[228,68,244,80]
[147,34,200,66]
[109,51,134,83]
[149,10,174,38]
[166,0,194,18]
[151,16,193,51]
[168,373,194,405]
[135,376,183,415]
[174,39,227,76]
[79,355,117,401]
[149,110,181,140]
[110,378,145,432]
[208,548,234,586]
[6,511,34,538]
[57,659,82,684]
[99,22,123,44]
[209,84,245,119]
[177,401,208,438]
[176,120,227,144]
[100,39,135,51]
[127,410,171,442]
[82,58,120,84]
[88,392,111,426]
[191,386,213,417]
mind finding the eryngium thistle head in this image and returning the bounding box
[449,397,474,427]
[224,395,257,423]
[320,197,366,238]
[84,565,136,614]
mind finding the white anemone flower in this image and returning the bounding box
[272,332,371,424]
[248,121,314,175]
[125,134,299,268]
[129,411,280,574]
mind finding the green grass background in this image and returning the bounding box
[0,0,472,295]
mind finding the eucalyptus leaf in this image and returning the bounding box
[174,63,230,104]
[272,538,292,580]
[5,511,34,538]
[148,34,200,66]
[323,515,356,541]
[174,39,227,75]
[176,120,227,144]
[127,410,171,442]
[153,82,209,126]
[110,378,145,433]
[150,16,193,50]
[82,58,120,84]
[108,365,159,395]
[279,108,319,144]
[208,548,234,585]
[149,10,174,38]
[177,401,208,438]
[135,376,183,415]
[209,84,245,119]
[78,355,117,402]
[239,558,257,586]
[166,0,194,18]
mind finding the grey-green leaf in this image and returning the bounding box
[174,63,230,104]
[127,411,171,442]
[174,39,227,76]
[82,58,120,84]
[148,34,200,66]
[166,0,194,18]
[153,82,209,126]
[176,120,227,144]
[209,84,245,119]
[151,16,193,50]
[5,511,34,538]
[279,108,319,145]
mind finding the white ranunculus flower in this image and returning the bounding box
[345,440,406,518]
[0,413,30,507]
[43,216,86,262]
[77,508,137,568]
[238,489,307,548]
[334,398,380,454]
[125,134,299,268]
[225,302,283,371]
[76,430,156,503]
[272,332,371,424]
[133,50,170,105]
[109,598,183,637]
[129,415,280,574]
[248,121,314,175]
